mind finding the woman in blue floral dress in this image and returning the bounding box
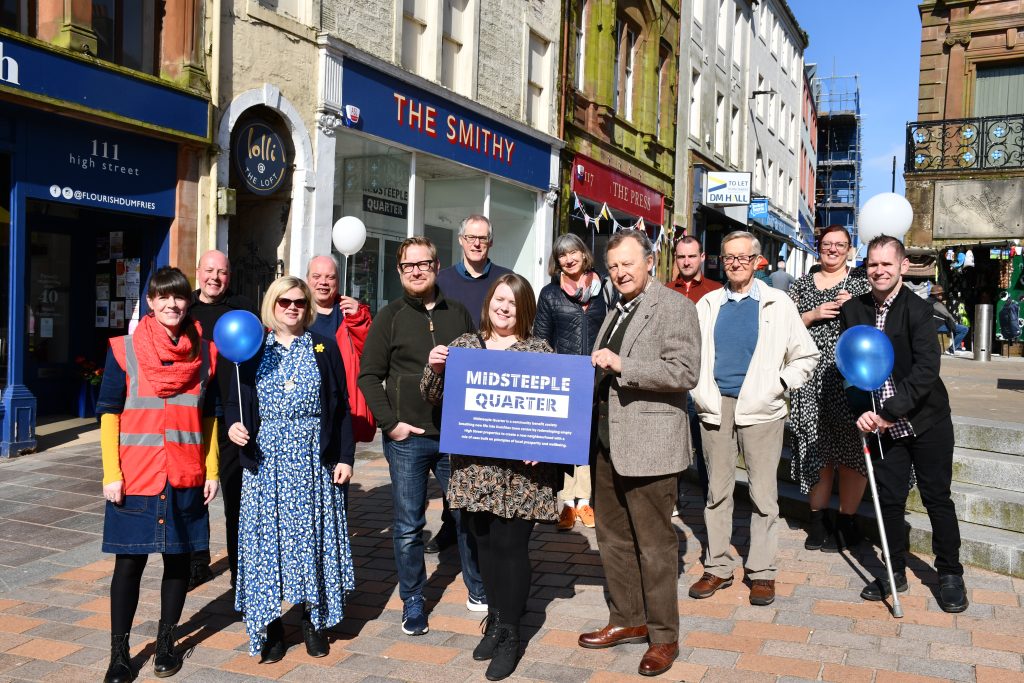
[227,276,355,662]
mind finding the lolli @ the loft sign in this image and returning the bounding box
[234,122,291,195]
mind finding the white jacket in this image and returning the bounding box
[692,279,819,427]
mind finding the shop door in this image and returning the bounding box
[345,233,403,315]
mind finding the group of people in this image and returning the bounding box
[95,212,968,683]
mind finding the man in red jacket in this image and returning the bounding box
[307,255,376,442]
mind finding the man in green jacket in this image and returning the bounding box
[357,236,484,637]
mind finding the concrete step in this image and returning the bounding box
[908,480,1024,532]
[951,448,1024,493]
[953,416,1024,457]
[907,510,1024,579]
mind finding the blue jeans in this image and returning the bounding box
[678,394,709,508]
[938,323,970,351]
[383,434,484,601]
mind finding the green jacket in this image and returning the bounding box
[357,288,474,437]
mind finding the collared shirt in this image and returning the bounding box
[668,273,723,304]
[454,259,493,280]
[873,287,914,439]
[606,280,651,341]
[720,278,763,304]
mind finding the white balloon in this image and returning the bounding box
[858,193,913,244]
[332,216,367,256]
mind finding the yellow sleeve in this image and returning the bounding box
[203,417,220,480]
[100,413,123,486]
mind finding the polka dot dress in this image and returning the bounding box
[235,332,355,655]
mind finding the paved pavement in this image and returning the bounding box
[0,356,1020,682]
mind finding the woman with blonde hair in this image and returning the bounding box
[227,275,355,662]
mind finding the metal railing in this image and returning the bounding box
[906,114,1024,173]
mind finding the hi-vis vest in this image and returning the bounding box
[110,336,213,495]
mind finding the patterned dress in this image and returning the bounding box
[788,268,872,493]
[420,334,561,522]
[235,332,355,655]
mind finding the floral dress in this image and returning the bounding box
[420,334,561,522]
[235,332,355,655]
[788,268,872,493]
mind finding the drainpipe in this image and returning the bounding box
[207,0,223,253]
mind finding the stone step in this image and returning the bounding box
[950,447,1024,493]
[952,416,1024,457]
[908,480,1024,532]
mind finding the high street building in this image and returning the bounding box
[796,63,818,274]
[905,0,1024,348]
[812,70,862,251]
[0,1,211,455]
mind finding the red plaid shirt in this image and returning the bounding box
[873,289,914,439]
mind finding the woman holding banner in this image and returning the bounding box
[421,273,560,681]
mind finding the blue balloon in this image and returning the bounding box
[213,310,265,363]
[835,325,895,392]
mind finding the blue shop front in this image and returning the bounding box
[0,33,209,456]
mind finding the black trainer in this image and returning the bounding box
[860,572,909,601]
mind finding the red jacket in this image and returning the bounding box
[335,302,376,442]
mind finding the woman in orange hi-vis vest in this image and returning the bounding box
[95,267,220,683]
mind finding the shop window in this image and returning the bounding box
[614,19,636,122]
[0,0,35,36]
[689,69,701,140]
[526,30,550,132]
[574,0,587,91]
[441,0,471,94]
[489,178,537,277]
[401,0,430,75]
[0,153,8,389]
[715,91,725,156]
[92,0,160,74]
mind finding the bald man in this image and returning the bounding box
[190,250,258,589]
[307,255,362,337]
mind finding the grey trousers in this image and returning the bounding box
[700,396,785,581]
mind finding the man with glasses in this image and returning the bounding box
[357,237,482,636]
[690,231,818,607]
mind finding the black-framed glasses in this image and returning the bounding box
[721,254,756,265]
[460,235,490,245]
[398,260,435,274]
[276,297,307,309]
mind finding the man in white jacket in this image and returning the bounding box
[689,231,819,607]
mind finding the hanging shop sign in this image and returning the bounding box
[341,59,551,190]
[234,122,291,196]
[20,112,177,217]
[704,171,752,205]
[749,206,800,241]
[571,155,664,226]
[0,33,208,140]
[748,197,769,219]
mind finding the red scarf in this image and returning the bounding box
[131,314,203,398]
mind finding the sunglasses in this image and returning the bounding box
[276,297,307,309]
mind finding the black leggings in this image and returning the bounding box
[110,553,191,635]
[464,511,535,627]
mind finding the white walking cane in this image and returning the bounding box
[862,393,903,618]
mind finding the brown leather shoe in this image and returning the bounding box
[556,505,576,531]
[688,572,734,599]
[578,624,649,649]
[749,579,776,606]
[638,642,679,676]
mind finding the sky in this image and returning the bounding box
[787,0,921,204]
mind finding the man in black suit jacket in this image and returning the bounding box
[839,235,967,613]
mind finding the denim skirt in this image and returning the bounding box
[102,482,209,554]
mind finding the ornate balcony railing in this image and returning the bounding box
[906,114,1024,173]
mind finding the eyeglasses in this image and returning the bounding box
[721,254,756,265]
[398,260,435,274]
[275,297,307,309]
[820,241,850,251]
[460,235,490,245]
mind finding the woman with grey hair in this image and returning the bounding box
[533,233,607,530]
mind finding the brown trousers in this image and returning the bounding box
[593,446,680,644]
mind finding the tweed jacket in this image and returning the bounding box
[592,282,701,477]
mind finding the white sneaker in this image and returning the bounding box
[466,594,488,612]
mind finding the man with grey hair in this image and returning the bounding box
[435,214,512,328]
[690,231,818,607]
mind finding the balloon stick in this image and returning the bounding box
[235,363,244,431]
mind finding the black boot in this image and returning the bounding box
[301,608,329,657]
[472,610,500,661]
[822,514,861,553]
[260,618,287,664]
[153,621,182,678]
[804,510,828,550]
[104,633,134,683]
[484,623,520,681]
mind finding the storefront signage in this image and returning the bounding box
[748,197,769,219]
[21,112,177,217]
[363,194,407,218]
[234,122,290,196]
[750,205,799,241]
[0,33,208,140]
[571,155,664,225]
[704,171,752,205]
[439,348,592,465]
[341,59,551,190]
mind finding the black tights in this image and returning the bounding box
[464,511,535,627]
[110,553,191,635]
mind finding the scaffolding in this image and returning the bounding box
[811,70,862,246]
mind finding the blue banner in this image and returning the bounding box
[439,348,593,465]
[342,59,551,190]
[0,32,208,140]
[21,113,177,217]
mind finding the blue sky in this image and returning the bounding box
[787,0,921,204]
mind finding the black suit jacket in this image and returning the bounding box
[839,285,951,437]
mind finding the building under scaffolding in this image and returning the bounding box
[811,70,862,246]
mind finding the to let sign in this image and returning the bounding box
[704,171,752,205]
[571,155,664,225]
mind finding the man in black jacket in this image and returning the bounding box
[840,235,967,613]
[357,236,484,636]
